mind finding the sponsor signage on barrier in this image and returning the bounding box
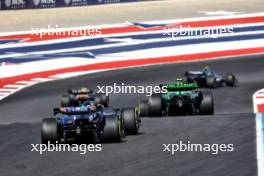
[0,0,139,9]
[1,0,27,9]
[31,0,56,8]
[58,0,88,7]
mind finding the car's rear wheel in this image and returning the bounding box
[94,93,109,107]
[103,116,122,142]
[148,93,162,117]
[199,91,214,115]
[138,100,149,117]
[122,108,140,135]
[226,73,237,86]
[41,118,61,144]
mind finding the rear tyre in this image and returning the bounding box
[148,94,162,117]
[199,91,214,115]
[226,73,236,86]
[103,116,122,142]
[138,101,149,117]
[41,118,61,144]
[122,108,140,135]
[94,93,109,107]
[206,76,216,88]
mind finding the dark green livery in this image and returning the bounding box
[138,80,214,117]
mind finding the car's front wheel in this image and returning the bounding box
[138,100,149,117]
[225,73,237,86]
[148,93,162,117]
[122,108,140,135]
[206,76,216,88]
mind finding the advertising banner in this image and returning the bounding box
[1,0,28,9]
[0,0,141,10]
[58,0,89,7]
[30,0,57,8]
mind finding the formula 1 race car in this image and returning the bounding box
[138,80,214,117]
[60,87,109,107]
[184,66,238,88]
[41,104,140,144]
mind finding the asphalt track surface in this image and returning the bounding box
[0,55,263,176]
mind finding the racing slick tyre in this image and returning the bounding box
[206,76,216,88]
[183,76,191,83]
[122,108,140,135]
[103,116,123,142]
[226,73,237,86]
[138,100,149,117]
[41,118,61,144]
[94,93,109,107]
[61,94,73,107]
[148,93,162,117]
[199,91,214,115]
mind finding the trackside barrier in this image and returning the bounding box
[0,0,142,10]
[253,89,264,176]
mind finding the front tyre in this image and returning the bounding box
[206,76,216,88]
[41,118,61,144]
[226,73,237,86]
[148,94,162,117]
[138,100,149,117]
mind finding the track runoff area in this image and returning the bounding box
[0,12,264,175]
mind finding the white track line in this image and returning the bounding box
[16,81,37,85]
[31,78,55,82]
[4,84,25,88]
[0,88,15,92]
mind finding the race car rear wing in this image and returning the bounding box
[53,107,100,115]
[68,89,93,95]
[160,82,199,91]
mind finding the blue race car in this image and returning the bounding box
[60,88,140,136]
[41,104,140,144]
[184,66,238,88]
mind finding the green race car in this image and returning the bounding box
[138,80,214,117]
